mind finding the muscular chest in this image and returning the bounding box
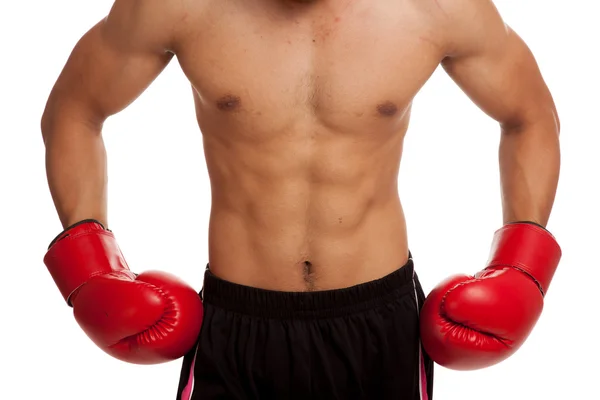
[176,0,444,135]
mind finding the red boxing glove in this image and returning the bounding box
[419,222,561,371]
[44,220,204,365]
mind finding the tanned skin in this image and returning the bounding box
[41,0,559,292]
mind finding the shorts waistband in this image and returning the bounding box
[202,258,415,319]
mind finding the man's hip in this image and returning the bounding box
[177,257,434,400]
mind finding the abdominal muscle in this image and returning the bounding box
[204,120,410,292]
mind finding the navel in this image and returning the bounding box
[302,261,316,291]
[303,260,313,276]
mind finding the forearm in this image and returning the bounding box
[499,118,560,227]
[42,112,108,229]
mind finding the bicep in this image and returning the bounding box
[441,3,557,129]
[45,4,173,125]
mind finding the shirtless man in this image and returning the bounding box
[41,0,562,398]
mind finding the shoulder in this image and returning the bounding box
[429,0,509,57]
[104,0,197,52]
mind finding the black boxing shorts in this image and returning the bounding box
[177,257,434,400]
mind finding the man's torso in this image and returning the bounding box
[164,0,448,290]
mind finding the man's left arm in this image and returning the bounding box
[440,0,560,227]
[418,1,562,372]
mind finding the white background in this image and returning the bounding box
[1,1,598,399]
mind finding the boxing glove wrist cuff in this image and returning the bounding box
[47,219,108,249]
[507,220,547,231]
[44,220,130,305]
[486,222,561,295]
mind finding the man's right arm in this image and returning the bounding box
[40,3,205,365]
[41,0,177,228]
